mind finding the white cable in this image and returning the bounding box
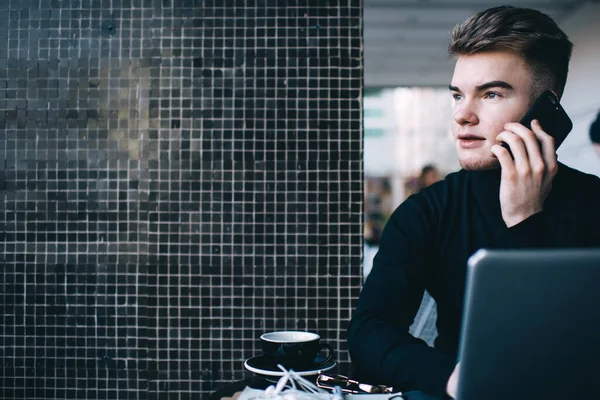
[247,366,336,400]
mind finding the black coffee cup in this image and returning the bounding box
[260,331,334,368]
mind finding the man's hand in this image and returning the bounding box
[446,362,460,398]
[221,391,242,400]
[491,119,558,227]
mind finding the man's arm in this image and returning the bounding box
[505,178,600,248]
[347,196,455,398]
[494,120,600,248]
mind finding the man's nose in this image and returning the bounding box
[453,100,479,126]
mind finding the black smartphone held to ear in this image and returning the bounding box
[501,90,573,157]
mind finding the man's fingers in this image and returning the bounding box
[491,144,516,177]
[504,122,545,174]
[530,119,558,178]
[495,131,528,172]
[446,363,460,398]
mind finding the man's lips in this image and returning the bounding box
[458,135,486,148]
[458,135,485,140]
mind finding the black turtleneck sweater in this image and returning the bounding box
[347,163,600,398]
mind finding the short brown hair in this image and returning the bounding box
[449,6,573,98]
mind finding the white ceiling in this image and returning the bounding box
[364,0,590,87]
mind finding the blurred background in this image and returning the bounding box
[0,0,599,398]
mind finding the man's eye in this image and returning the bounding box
[485,92,500,99]
[452,93,462,100]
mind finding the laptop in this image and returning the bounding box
[456,248,600,400]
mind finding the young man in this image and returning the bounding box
[348,6,600,399]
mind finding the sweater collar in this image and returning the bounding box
[469,167,502,211]
[468,162,566,212]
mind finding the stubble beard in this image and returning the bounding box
[458,153,500,171]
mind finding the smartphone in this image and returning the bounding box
[501,90,573,157]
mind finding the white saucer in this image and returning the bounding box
[244,355,336,377]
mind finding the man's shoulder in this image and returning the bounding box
[417,169,468,197]
[557,163,600,188]
[400,169,467,211]
[555,163,600,206]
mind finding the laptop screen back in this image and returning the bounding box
[456,249,600,400]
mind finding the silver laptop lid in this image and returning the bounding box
[456,249,600,400]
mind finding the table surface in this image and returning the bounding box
[207,377,443,400]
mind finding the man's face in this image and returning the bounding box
[449,51,535,170]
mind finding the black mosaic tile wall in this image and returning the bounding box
[0,0,363,398]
